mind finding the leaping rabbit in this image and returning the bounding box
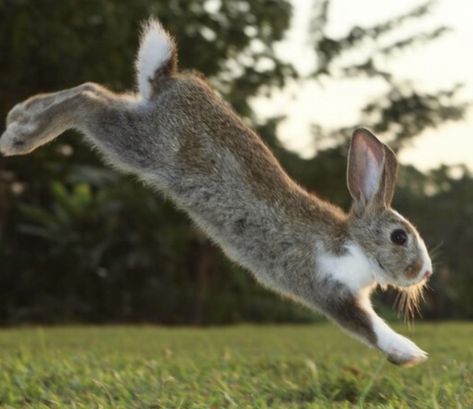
[0,20,433,366]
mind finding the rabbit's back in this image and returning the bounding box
[131,74,346,289]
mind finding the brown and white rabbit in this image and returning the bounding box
[0,20,432,366]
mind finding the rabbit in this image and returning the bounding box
[0,19,433,366]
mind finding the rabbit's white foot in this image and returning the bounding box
[374,319,427,366]
[383,332,427,366]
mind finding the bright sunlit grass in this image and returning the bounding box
[0,323,471,408]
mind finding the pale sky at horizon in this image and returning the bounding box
[252,0,473,171]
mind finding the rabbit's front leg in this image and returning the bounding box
[0,83,109,156]
[369,311,427,366]
[327,295,427,366]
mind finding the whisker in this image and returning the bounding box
[429,241,444,254]
[428,241,444,266]
[393,281,426,327]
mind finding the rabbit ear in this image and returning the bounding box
[347,128,388,208]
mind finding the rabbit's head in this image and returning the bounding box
[346,128,432,288]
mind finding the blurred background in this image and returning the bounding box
[0,0,471,325]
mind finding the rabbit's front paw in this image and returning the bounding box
[383,333,427,367]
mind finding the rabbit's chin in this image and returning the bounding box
[395,270,431,289]
[376,275,429,297]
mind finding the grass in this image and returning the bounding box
[0,323,471,408]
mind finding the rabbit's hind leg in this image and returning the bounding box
[1,83,106,156]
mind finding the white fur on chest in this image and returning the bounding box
[315,242,376,292]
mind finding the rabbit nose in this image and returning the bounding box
[423,271,432,279]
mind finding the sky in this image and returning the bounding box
[252,0,473,171]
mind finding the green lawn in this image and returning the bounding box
[0,323,471,408]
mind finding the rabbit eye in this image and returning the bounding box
[391,229,407,245]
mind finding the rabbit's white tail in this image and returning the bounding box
[135,19,177,100]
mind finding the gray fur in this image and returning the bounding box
[0,20,432,366]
